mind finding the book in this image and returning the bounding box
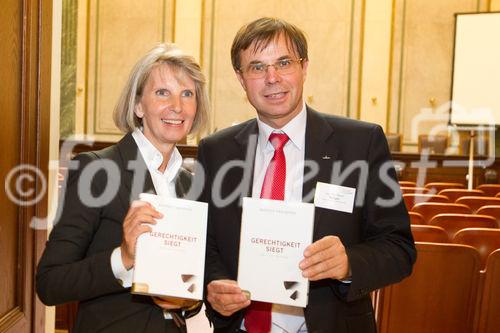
[237,197,315,307]
[131,193,208,302]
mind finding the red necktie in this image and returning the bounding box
[259,133,289,200]
[244,132,289,333]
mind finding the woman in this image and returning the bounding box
[36,44,209,333]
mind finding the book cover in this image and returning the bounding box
[132,193,207,301]
[237,197,315,307]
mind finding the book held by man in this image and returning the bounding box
[237,197,315,307]
[132,193,208,302]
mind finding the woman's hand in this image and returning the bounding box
[152,296,183,310]
[120,200,162,269]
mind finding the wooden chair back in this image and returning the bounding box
[403,194,449,210]
[386,133,402,152]
[399,181,416,187]
[460,135,489,156]
[477,249,500,333]
[438,189,486,202]
[418,134,448,154]
[376,243,480,333]
[453,228,500,270]
[476,205,500,227]
[400,187,431,195]
[424,182,465,194]
[408,212,425,225]
[429,214,498,240]
[456,196,500,213]
[476,184,500,197]
[411,225,449,243]
[411,202,471,224]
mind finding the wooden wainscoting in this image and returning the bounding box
[0,0,52,332]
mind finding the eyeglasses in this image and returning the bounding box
[239,58,304,79]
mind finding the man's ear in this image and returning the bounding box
[301,59,309,82]
[134,103,144,118]
[235,70,247,91]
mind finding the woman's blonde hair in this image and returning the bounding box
[113,43,209,135]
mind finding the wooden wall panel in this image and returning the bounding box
[388,0,486,148]
[491,0,500,10]
[0,0,22,322]
[0,0,51,332]
[85,0,175,140]
[205,0,362,132]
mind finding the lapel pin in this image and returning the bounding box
[322,155,331,160]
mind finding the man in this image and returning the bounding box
[196,17,416,333]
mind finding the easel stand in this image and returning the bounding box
[467,130,475,190]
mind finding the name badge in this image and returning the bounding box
[313,182,356,213]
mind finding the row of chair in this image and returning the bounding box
[376,181,500,331]
[400,207,500,332]
[376,243,500,333]
[409,203,500,224]
[411,226,500,269]
[401,187,500,202]
[398,182,500,197]
[403,194,500,212]
[400,187,489,198]
[413,215,498,240]
[410,203,470,223]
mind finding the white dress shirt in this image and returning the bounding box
[249,104,308,333]
[110,128,182,287]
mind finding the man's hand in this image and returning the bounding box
[299,235,350,281]
[206,279,251,316]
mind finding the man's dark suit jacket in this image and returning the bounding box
[196,107,417,333]
[36,133,193,333]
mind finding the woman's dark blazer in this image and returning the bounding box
[36,133,193,332]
